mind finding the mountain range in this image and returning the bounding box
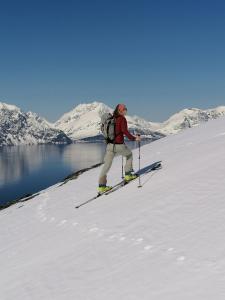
[0,102,71,146]
[1,101,225,146]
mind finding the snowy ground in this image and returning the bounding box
[1,116,225,300]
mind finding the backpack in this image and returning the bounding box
[100,113,116,143]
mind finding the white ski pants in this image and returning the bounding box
[99,143,133,186]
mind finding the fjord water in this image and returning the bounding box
[0,143,104,206]
[0,141,146,206]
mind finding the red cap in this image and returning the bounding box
[118,104,127,112]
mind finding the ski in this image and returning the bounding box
[104,161,162,195]
[75,179,124,209]
[75,161,162,209]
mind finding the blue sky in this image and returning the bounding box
[0,0,225,122]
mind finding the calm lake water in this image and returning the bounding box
[0,141,148,206]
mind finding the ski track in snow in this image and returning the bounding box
[33,191,225,275]
[36,193,48,222]
[36,193,185,260]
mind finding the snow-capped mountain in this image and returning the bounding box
[0,102,72,146]
[158,106,225,135]
[54,102,111,141]
[55,101,164,141]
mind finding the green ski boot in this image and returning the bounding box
[124,173,138,182]
[98,185,112,194]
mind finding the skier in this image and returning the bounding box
[98,103,141,194]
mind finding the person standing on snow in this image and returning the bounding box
[98,103,141,194]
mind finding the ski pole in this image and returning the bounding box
[138,135,142,188]
[122,156,124,179]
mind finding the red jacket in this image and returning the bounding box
[114,115,136,144]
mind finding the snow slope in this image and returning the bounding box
[1,117,225,299]
[0,102,72,146]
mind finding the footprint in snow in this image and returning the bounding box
[57,219,68,226]
[133,238,144,245]
[143,245,153,251]
[167,247,175,253]
[89,227,99,233]
[37,194,48,222]
[106,234,118,241]
[176,256,186,263]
